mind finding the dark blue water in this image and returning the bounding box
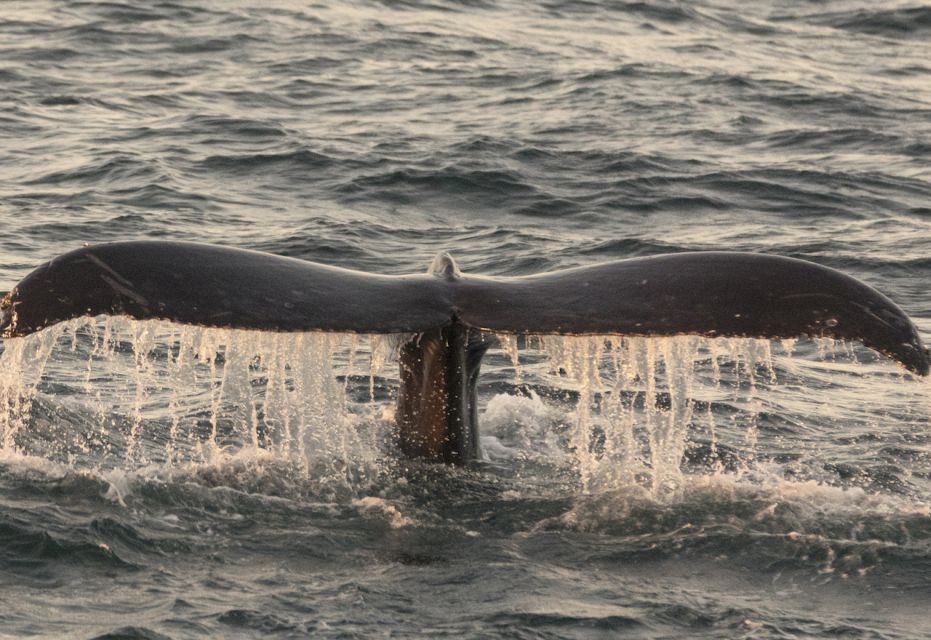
[2,1,931,638]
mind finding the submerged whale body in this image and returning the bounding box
[1,241,928,464]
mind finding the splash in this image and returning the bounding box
[0,318,392,489]
[535,335,776,496]
[0,318,921,498]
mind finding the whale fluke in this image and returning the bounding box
[1,241,927,463]
[0,241,452,336]
[455,252,930,377]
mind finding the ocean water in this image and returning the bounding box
[2,0,931,638]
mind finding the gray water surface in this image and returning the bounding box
[2,1,931,638]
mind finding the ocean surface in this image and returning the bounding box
[2,1,931,638]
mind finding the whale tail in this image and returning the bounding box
[2,241,927,463]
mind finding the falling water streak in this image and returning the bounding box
[0,320,391,487]
[81,318,98,394]
[574,337,604,492]
[296,333,325,472]
[816,337,834,363]
[761,341,777,385]
[0,323,64,450]
[733,339,773,472]
[343,333,358,398]
[656,337,698,496]
[641,339,659,489]
[83,320,110,457]
[529,335,788,497]
[205,336,222,462]
[97,319,120,455]
[175,326,200,463]
[278,334,295,460]
[725,339,746,474]
[263,333,286,459]
[706,338,722,472]
[327,334,350,478]
[0,340,25,450]
[0,318,894,501]
[248,340,261,450]
[128,321,155,464]
[369,334,386,402]
[224,331,253,454]
[498,333,522,384]
[602,337,637,487]
[290,333,309,472]
[165,327,183,465]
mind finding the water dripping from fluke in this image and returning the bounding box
[0,318,389,492]
[0,316,922,499]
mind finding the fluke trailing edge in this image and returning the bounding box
[1,241,928,463]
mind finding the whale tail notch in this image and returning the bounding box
[1,241,927,464]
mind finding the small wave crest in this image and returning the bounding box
[813,7,931,38]
[538,475,931,577]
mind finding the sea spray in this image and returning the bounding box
[0,317,920,497]
[0,318,390,491]
[0,322,65,450]
[537,335,762,496]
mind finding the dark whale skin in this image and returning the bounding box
[2,242,925,375]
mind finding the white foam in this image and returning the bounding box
[352,496,414,528]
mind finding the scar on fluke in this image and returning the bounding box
[1,241,927,464]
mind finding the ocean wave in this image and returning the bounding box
[23,155,163,188]
[337,167,542,205]
[109,184,212,212]
[761,127,904,152]
[166,34,263,56]
[575,237,690,256]
[38,95,83,106]
[217,609,304,635]
[812,7,931,38]
[178,115,288,140]
[89,627,174,640]
[575,64,692,83]
[540,0,700,24]
[489,611,645,632]
[369,0,496,12]
[0,519,136,572]
[67,2,169,23]
[2,46,82,62]
[538,478,931,576]
[200,149,337,174]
